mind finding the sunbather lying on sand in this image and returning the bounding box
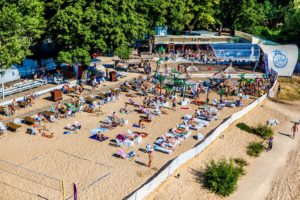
[42,132,54,138]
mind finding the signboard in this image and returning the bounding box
[154,36,234,44]
[260,44,298,76]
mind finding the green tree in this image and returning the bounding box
[284,3,300,45]
[0,0,46,69]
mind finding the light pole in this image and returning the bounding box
[1,66,4,100]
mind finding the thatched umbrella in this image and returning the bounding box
[213,71,226,79]
[186,64,199,73]
[224,64,237,74]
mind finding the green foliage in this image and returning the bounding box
[203,159,244,196]
[57,48,90,65]
[233,158,248,168]
[0,0,46,69]
[236,123,253,133]
[253,124,274,139]
[114,45,131,60]
[247,141,264,157]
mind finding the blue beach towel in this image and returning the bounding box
[90,128,108,134]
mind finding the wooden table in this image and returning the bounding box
[111,88,120,95]
[6,122,21,132]
[23,116,35,125]
[50,89,63,102]
[86,97,98,104]
[0,106,6,114]
[68,88,76,93]
[19,101,29,108]
[42,111,55,118]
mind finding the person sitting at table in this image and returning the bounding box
[12,99,19,110]
[8,105,15,115]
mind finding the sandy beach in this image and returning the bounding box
[147,100,300,200]
[0,73,255,199]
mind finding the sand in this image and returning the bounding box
[0,74,254,199]
[147,100,300,200]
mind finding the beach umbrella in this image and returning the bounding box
[224,64,237,74]
[186,64,199,73]
[213,71,226,79]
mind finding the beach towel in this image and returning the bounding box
[180,107,189,110]
[64,131,73,134]
[89,134,109,142]
[90,128,108,134]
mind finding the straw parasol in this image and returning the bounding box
[179,72,192,80]
[186,64,199,73]
[213,71,226,79]
[224,64,237,74]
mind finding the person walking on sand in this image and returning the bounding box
[291,123,298,139]
[277,84,281,101]
[267,137,273,151]
[148,151,153,168]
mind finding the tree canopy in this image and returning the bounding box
[0,0,299,67]
[0,0,45,69]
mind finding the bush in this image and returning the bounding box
[236,123,253,133]
[253,124,274,139]
[233,158,248,168]
[247,142,264,157]
[203,159,244,196]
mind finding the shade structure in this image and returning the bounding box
[90,58,101,63]
[224,64,237,74]
[186,64,199,73]
[127,59,141,65]
[96,64,106,71]
[213,71,226,79]
[179,72,192,80]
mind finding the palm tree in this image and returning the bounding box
[238,73,246,93]
[218,86,226,102]
[156,74,166,95]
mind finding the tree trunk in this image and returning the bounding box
[219,24,223,36]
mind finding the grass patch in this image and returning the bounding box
[203,159,244,196]
[278,76,300,101]
[238,122,274,139]
[233,158,248,168]
[247,141,264,157]
[236,123,253,133]
[253,124,274,139]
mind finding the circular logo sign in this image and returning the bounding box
[273,52,288,68]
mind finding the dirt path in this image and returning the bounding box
[148,100,300,200]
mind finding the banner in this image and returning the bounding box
[260,45,298,76]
